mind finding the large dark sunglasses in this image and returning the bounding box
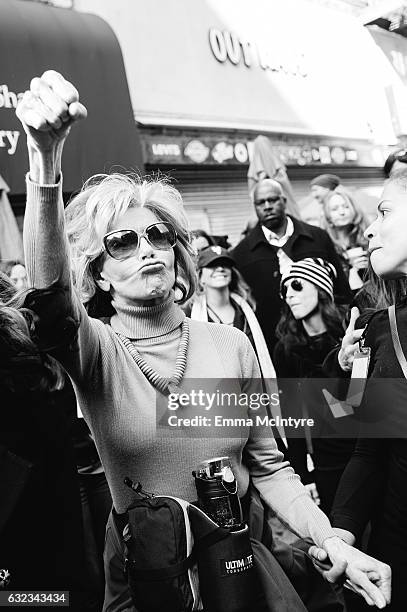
[103,222,177,260]
[254,196,283,207]
[281,279,303,299]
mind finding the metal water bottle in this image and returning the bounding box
[193,457,243,529]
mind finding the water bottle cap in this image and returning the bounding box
[222,465,234,483]
[195,457,232,479]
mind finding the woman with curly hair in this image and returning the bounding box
[321,188,369,292]
[273,258,355,514]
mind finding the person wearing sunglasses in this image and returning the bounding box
[274,258,354,516]
[17,71,391,611]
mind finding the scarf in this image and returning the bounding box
[191,293,286,444]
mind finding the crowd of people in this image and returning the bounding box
[2,69,407,612]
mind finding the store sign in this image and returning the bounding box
[144,134,375,167]
[0,84,23,155]
[151,143,181,157]
[184,140,210,163]
[280,144,359,166]
[211,141,234,163]
[147,136,250,166]
[208,28,307,77]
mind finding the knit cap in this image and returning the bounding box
[281,258,336,300]
[310,174,341,190]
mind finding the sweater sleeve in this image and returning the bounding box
[240,336,336,547]
[23,176,101,384]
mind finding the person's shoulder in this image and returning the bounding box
[188,320,254,362]
[362,307,390,345]
[230,234,251,257]
[230,224,262,256]
[368,299,407,329]
[188,318,249,345]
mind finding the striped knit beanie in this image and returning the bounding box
[281,258,336,300]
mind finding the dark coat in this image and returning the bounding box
[231,217,352,352]
[0,389,85,594]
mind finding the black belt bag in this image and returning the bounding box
[113,495,201,612]
[113,493,256,612]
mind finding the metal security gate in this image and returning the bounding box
[177,176,253,247]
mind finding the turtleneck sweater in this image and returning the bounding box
[110,296,185,340]
[23,176,336,548]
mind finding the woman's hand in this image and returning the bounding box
[309,528,355,574]
[350,254,368,270]
[338,307,364,372]
[16,70,87,184]
[309,537,391,609]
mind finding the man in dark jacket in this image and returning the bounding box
[231,179,351,353]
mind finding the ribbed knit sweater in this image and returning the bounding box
[23,177,336,547]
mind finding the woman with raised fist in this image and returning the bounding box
[16,70,390,611]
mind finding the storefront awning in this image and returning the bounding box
[0,0,144,194]
[108,0,397,145]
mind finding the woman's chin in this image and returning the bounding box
[126,285,172,305]
[147,286,171,299]
[144,276,174,297]
[370,256,399,280]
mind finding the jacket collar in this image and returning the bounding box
[247,216,313,251]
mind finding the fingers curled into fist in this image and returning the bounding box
[16,70,87,135]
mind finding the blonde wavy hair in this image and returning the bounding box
[65,173,197,316]
[321,187,368,254]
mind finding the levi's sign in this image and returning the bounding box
[209,28,308,77]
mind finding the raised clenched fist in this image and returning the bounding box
[16,70,87,154]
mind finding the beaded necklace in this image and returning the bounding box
[116,318,189,396]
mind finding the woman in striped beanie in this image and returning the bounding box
[274,258,354,515]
